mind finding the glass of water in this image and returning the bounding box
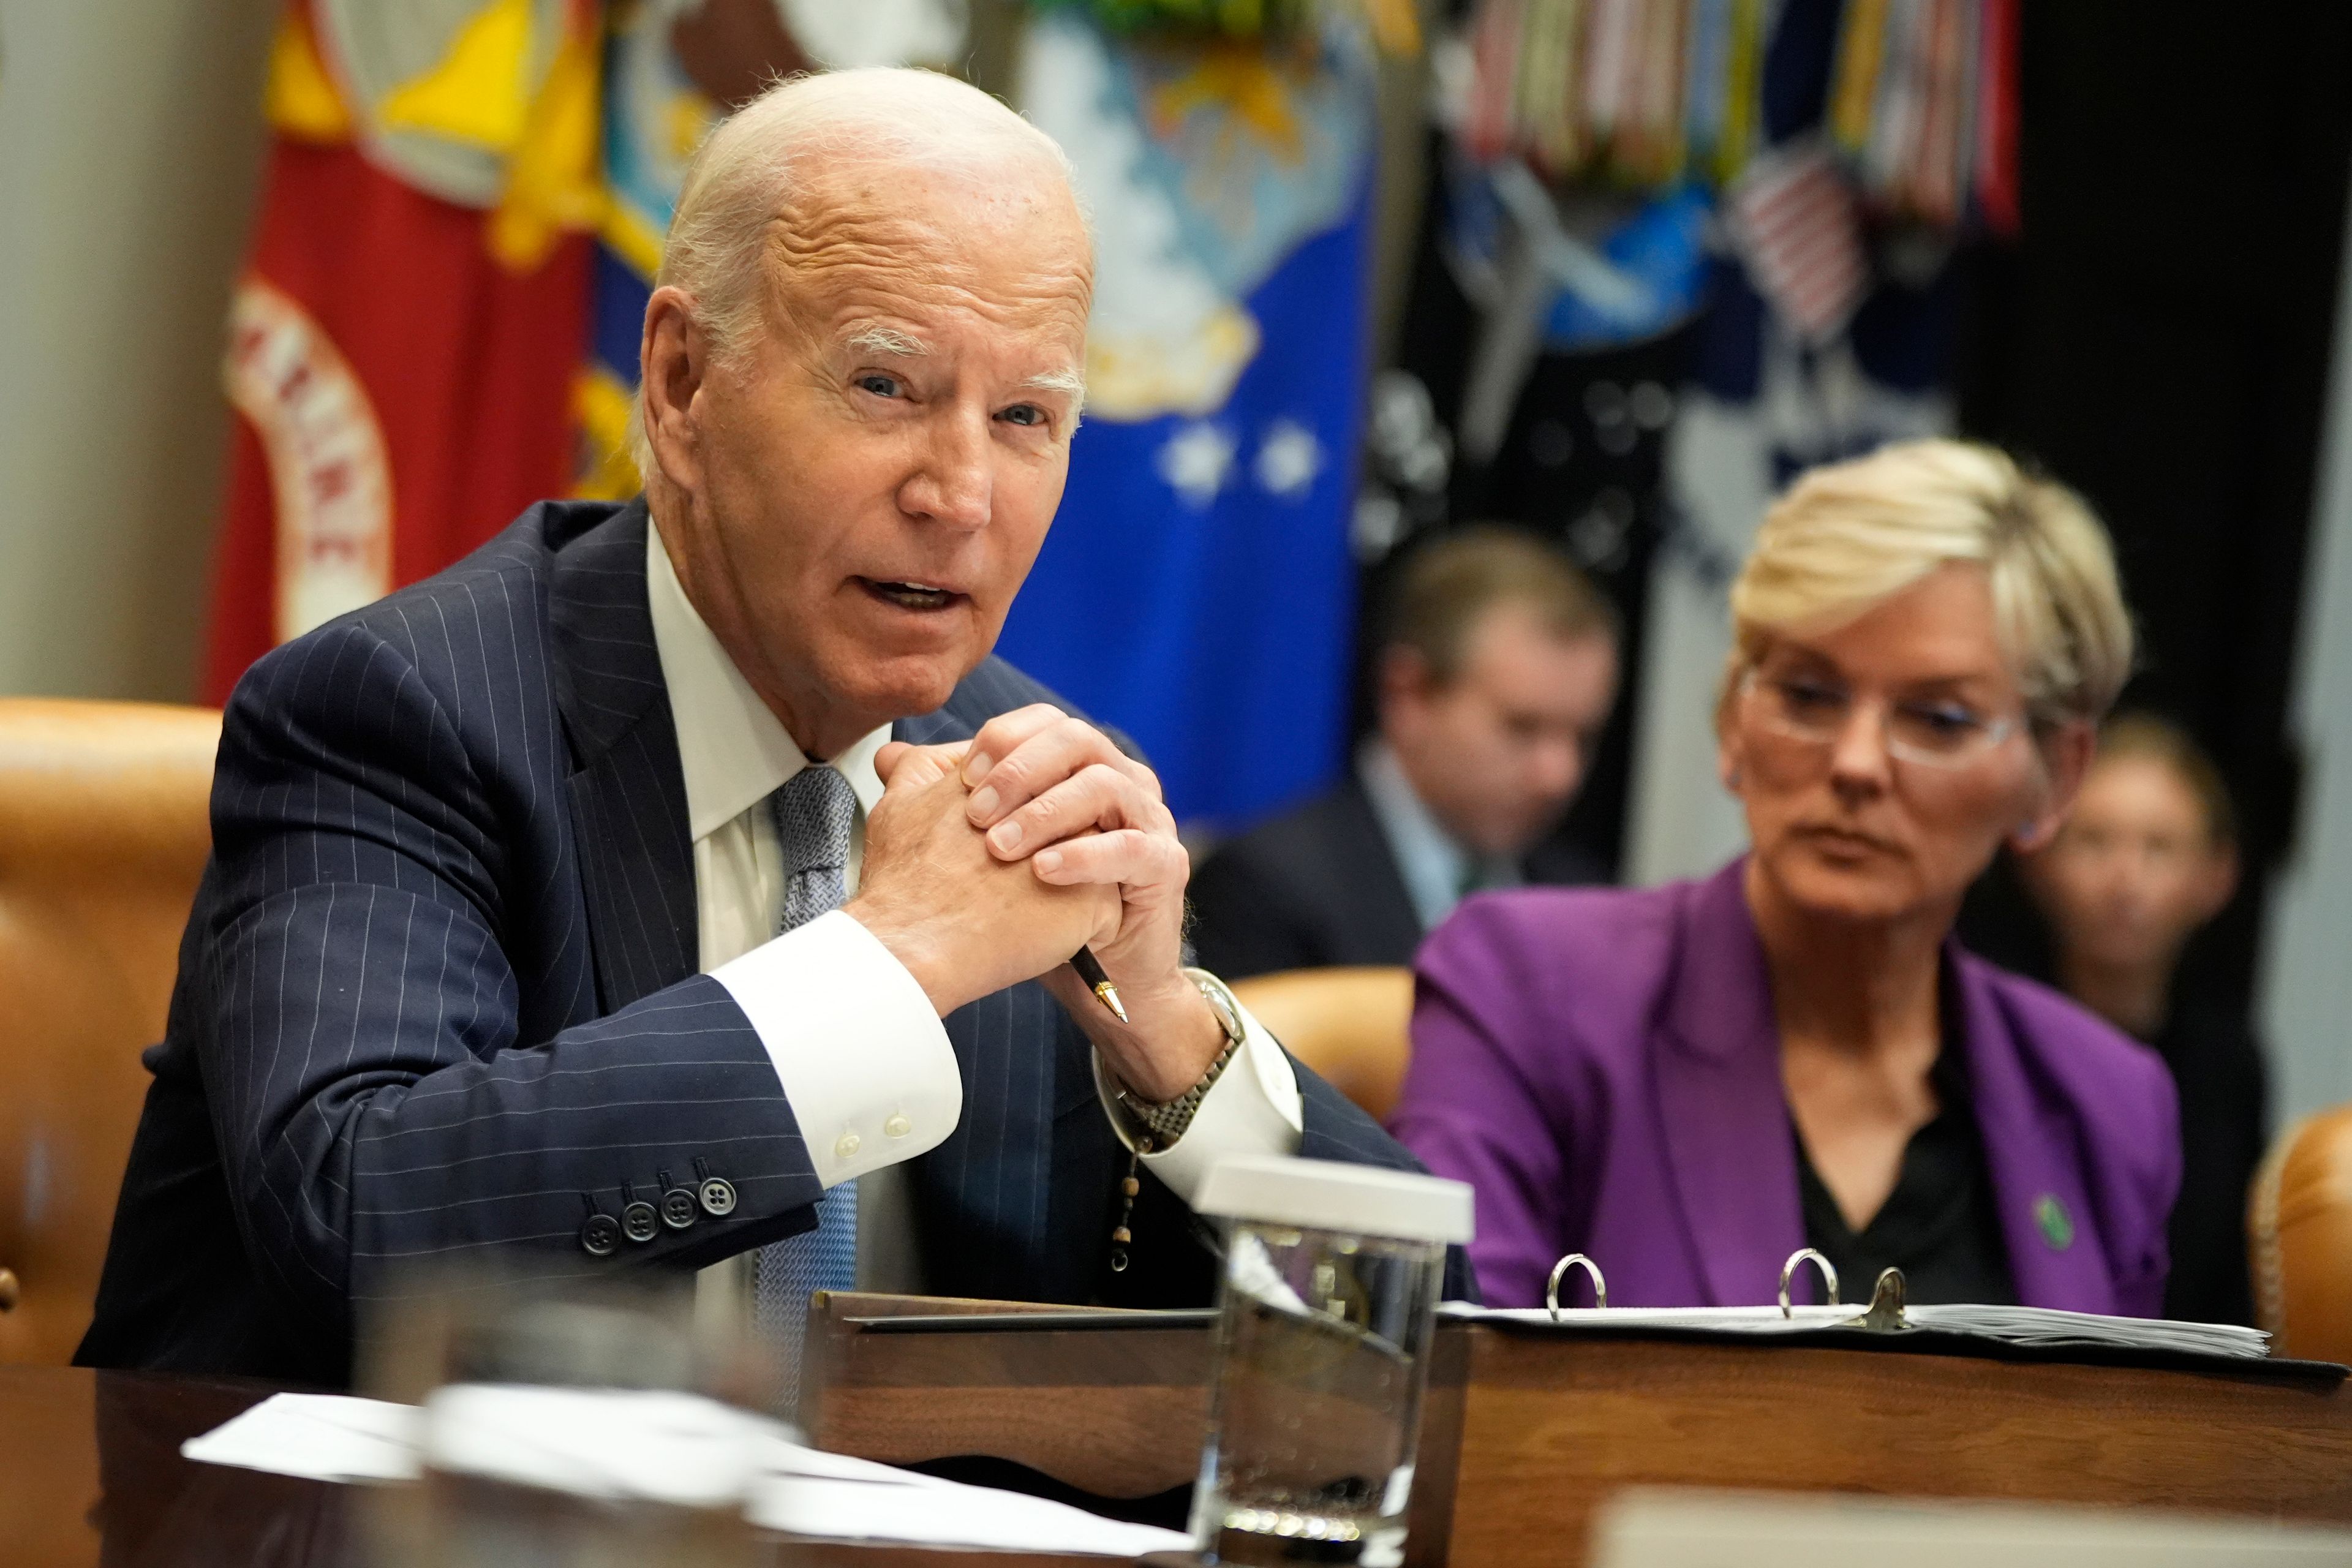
[360,1267,768,1568]
[1190,1156,1473,1566]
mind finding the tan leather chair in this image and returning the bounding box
[0,699,218,1365]
[1229,967,1417,1123]
[2249,1105,2352,1365]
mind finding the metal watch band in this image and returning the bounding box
[1114,968,1246,1145]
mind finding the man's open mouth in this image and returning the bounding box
[858,578,963,612]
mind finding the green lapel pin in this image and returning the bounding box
[2034,1193,2075,1251]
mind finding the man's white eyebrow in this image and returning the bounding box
[843,325,927,356]
[1020,367,1087,398]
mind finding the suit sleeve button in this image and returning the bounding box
[884,1114,911,1138]
[698,1177,738,1217]
[621,1201,660,1243]
[660,1188,700,1230]
[579,1213,622,1257]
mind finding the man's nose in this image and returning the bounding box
[903,411,993,529]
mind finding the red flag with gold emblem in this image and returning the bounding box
[206,0,603,701]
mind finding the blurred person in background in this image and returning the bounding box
[1189,527,1619,979]
[2023,714,2263,1324]
[1392,440,2182,1316]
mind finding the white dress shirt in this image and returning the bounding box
[643,522,1302,1298]
[1357,739,1522,933]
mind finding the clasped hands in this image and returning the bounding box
[843,704,1226,1106]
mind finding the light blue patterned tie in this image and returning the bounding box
[752,764,860,1419]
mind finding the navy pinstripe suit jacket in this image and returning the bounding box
[77,499,1450,1385]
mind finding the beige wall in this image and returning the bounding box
[2260,160,2352,1126]
[0,0,279,703]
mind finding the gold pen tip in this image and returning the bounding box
[1095,980,1129,1024]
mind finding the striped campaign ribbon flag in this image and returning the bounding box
[1728,140,1871,346]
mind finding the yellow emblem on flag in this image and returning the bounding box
[263,7,354,142]
[571,368,644,503]
[376,0,536,153]
[488,13,608,274]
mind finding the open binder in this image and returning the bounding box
[1436,1249,2342,1385]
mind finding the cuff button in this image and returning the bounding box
[698,1176,738,1217]
[884,1114,912,1139]
[621,1201,660,1244]
[660,1188,700,1230]
[579,1213,621,1257]
[835,1132,862,1160]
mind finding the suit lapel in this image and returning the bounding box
[547,499,699,1012]
[1653,863,1810,1306]
[1953,954,2117,1313]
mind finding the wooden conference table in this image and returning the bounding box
[9,1293,2352,1567]
[0,1360,1128,1568]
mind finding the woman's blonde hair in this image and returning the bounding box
[1723,438,2135,728]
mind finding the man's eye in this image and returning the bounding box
[856,374,902,398]
[998,403,1047,428]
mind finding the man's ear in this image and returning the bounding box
[2009,718,2095,853]
[639,286,709,494]
[2195,839,2242,923]
[1378,646,1436,725]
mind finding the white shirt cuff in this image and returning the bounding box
[711,909,960,1188]
[1091,990,1304,1207]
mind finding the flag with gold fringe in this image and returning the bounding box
[206,0,605,699]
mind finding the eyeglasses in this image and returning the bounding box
[1739,668,2019,769]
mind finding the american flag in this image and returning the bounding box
[1729,140,1870,345]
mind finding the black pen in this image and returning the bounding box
[1071,946,1127,1023]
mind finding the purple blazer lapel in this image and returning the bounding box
[1951,952,2117,1314]
[1653,863,1811,1308]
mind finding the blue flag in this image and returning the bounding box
[1003,15,1378,829]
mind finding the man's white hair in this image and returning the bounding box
[627,68,1087,477]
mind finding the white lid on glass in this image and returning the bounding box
[1196,1155,1474,1246]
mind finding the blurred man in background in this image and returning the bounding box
[2024,714,2265,1324]
[1189,527,1619,979]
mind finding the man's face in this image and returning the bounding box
[1383,605,1619,858]
[2026,753,2234,976]
[653,157,1091,753]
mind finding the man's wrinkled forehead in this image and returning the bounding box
[762,158,1092,353]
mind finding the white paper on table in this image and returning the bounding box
[183,1389,1191,1557]
[749,1469,1191,1558]
[179,1392,422,1483]
[422,1385,769,1506]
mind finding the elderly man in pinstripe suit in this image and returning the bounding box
[78,69,1459,1389]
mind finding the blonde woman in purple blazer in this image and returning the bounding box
[1392,440,2180,1316]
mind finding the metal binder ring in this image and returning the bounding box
[1546,1253,1607,1317]
[1779,1248,1839,1317]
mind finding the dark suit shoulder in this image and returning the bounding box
[1190,778,1422,977]
[1208,778,1389,887]
[230,499,622,725]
